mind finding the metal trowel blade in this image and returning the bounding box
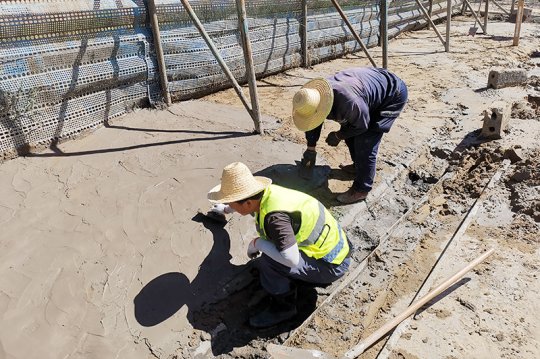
[266,344,337,359]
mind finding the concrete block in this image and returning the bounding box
[480,101,511,140]
[487,68,528,89]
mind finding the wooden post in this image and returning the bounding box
[180,0,258,131]
[510,0,516,13]
[513,0,525,46]
[463,0,487,33]
[301,0,309,68]
[147,0,171,106]
[445,0,451,52]
[491,0,510,15]
[330,0,377,67]
[483,0,489,35]
[427,0,433,29]
[414,0,446,48]
[381,0,388,68]
[236,0,262,133]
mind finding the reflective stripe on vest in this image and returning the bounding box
[322,224,345,263]
[298,202,326,247]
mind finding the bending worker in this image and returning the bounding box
[292,67,408,204]
[208,162,351,328]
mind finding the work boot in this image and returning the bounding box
[299,149,317,179]
[249,288,297,328]
[336,187,369,204]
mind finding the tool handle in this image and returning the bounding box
[345,248,495,358]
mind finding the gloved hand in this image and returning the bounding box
[325,131,342,147]
[300,149,317,169]
[210,203,235,215]
[247,238,260,259]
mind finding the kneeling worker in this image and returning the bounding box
[208,162,351,328]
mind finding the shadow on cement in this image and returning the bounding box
[134,211,318,356]
[25,130,253,158]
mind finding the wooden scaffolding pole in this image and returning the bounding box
[513,0,525,46]
[236,0,262,133]
[414,0,447,48]
[484,0,489,35]
[301,0,309,68]
[330,0,377,67]
[463,0,487,33]
[445,0,452,52]
[147,0,171,106]
[179,0,261,133]
[380,0,388,68]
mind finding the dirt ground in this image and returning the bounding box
[0,8,539,359]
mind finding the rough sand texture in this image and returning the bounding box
[1,12,539,359]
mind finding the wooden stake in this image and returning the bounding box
[180,0,259,132]
[513,0,525,46]
[344,248,496,358]
[147,0,171,106]
[301,0,309,68]
[445,0,451,52]
[380,0,388,68]
[484,0,489,35]
[463,0,487,33]
[330,0,377,67]
[236,0,262,133]
[414,0,446,48]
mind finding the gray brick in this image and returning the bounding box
[487,68,528,89]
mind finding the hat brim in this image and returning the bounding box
[207,176,272,204]
[293,78,334,132]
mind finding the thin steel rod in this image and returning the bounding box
[147,0,171,106]
[414,0,446,48]
[330,0,377,67]
[236,0,262,133]
[180,0,253,118]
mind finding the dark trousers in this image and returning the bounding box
[255,252,351,295]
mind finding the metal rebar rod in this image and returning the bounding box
[236,0,261,133]
[180,0,253,118]
[147,0,171,106]
[330,0,377,67]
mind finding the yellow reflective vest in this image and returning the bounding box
[255,184,349,265]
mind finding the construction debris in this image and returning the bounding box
[480,101,512,139]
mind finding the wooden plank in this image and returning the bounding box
[381,0,388,68]
[414,0,446,48]
[445,0,451,52]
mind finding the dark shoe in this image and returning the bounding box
[339,163,356,174]
[336,187,369,204]
[249,289,297,328]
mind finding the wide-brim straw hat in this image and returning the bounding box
[207,162,272,204]
[292,78,334,132]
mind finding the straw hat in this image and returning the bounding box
[207,162,272,203]
[292,78,334,132]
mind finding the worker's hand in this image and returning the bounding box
[210,203,235,215]
[325,131,342,147]
[300,149,317,169]
[247,238,260,259]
